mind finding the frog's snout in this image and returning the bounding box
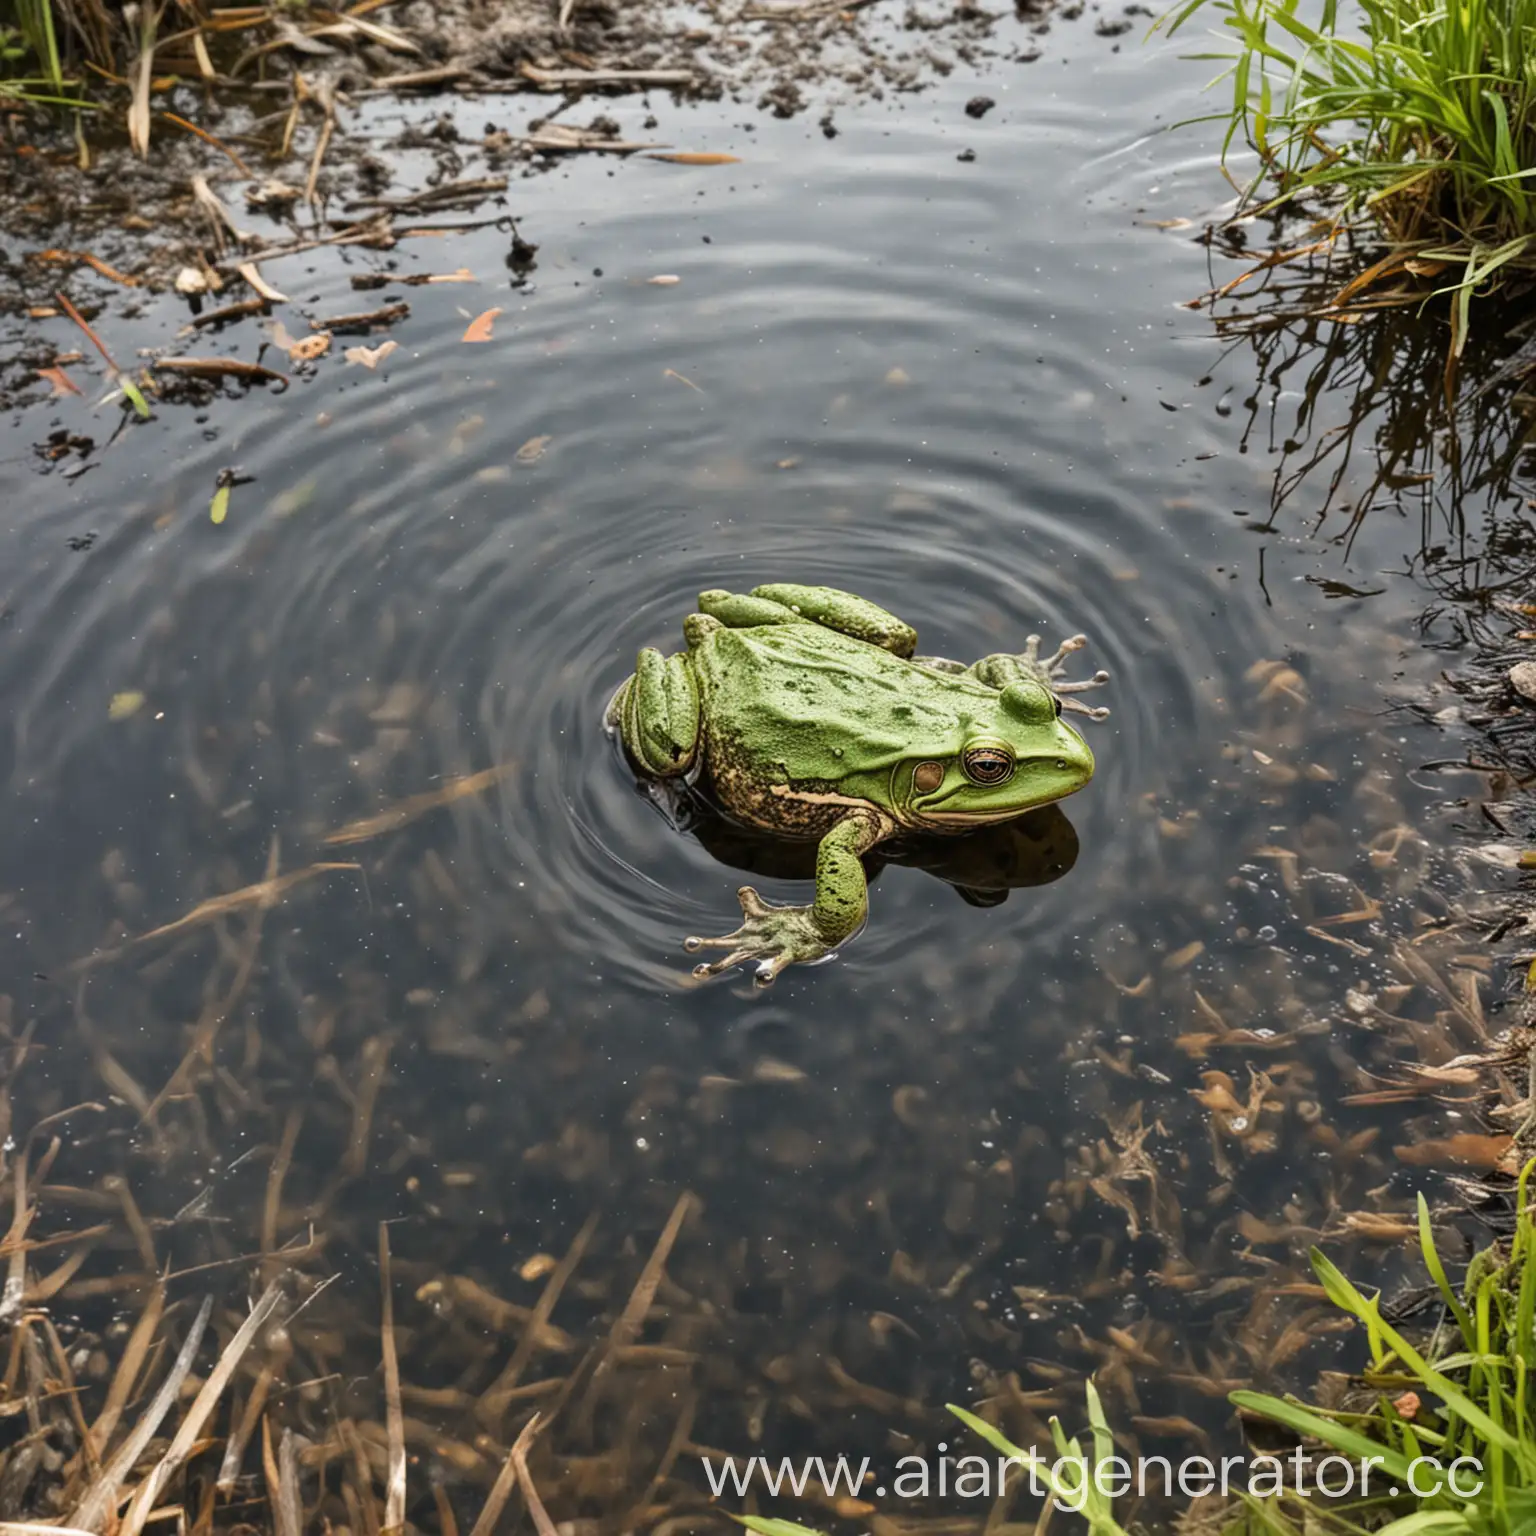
[1054,722,1096,786]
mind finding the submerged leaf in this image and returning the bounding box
[345,340,398,370]
[462,308,503,343]
[109,691,146,721]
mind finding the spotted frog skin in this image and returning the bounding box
[605,583,1108,985]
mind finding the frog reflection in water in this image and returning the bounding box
[605,584,1109,985]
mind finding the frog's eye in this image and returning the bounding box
[962,742,1015,786]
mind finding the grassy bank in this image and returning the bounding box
[734,1155,1536,1533]
[1163,0,1536,362]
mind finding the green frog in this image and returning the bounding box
[605,583,1108,985]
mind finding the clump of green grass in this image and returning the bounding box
[1216,1170,1536,1535]
[730,1163,1536,1536]
[1163,0,1536,354]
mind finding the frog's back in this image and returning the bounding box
[695,622,991,784]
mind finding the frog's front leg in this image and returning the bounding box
[608,648,701,777]
[686,809,895,986]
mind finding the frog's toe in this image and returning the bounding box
[683,886,831,982]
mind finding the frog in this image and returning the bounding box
[604,583,1109,986]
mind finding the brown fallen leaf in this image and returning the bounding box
[38,366,84,397]
[516,435,552,464]
[345,340,399,370]
[289,332,331,362]
[1394,1133,1512,1170]
[462,307,503,343]
[645,152,741,165]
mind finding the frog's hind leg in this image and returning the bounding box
[971,635,1112,720]
[748,584,918,657]
[611,648,701,777]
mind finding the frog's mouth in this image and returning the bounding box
[905,747,1094,828]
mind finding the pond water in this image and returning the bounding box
[0,8,1521,1528]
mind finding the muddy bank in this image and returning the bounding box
[0,0,1151,412]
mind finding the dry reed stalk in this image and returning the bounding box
[103,1176,157,1273]
[72,1294,212,1532]
[217,1333,288,1493]
[261,1108,303,1262]
[341,1036,392,1179]
[80,1281,165,1469]
[129,859,359,949]
[510,1416,559,1536]
[262,1420,303,1536]
[323,763,514,845]
[1,1147,35,1322]
[378,1226,406,1535]
[469,1412,543,1536]
[117,1282,284,1536]
[142,837,281,1121]
[477,1212,597,1426]
[610,1193,696,1351]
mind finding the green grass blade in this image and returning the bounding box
[1229,1392,1415,1483]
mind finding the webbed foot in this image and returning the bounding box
[685,886,841,988]
[971,634,1111,720]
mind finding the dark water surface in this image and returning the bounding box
[0,13,1517,1528]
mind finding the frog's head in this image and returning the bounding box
[896,679,1095,829]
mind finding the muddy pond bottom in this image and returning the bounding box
[0,22,1503,1530]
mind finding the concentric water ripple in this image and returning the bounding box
[0,45,1425,999]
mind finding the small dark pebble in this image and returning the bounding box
[957,148,977,162]
[593,268,603,277]
[1095,16,1133,33]
[965,95,995,118]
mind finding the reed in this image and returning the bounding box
[1164,0,1536,353]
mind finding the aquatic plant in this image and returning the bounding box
[1217,1168,1536,1535]
[1163,0,1536,358]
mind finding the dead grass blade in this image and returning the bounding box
[1,1525,103,1536]
[118,1282,284,1536]
[379,1226,406,1535]
[470,1412,545,1536]
[478,1212,597,1425]
[264,1424,302,1536]
[0,1145,35,1322]
[127,3,160,158]
[323,763,514,845]
[261,1108,303,1262]
[162,112,252,176]
[128,862,360,948]
[73,1294,213,1532]
[611,1192,695,1350]
[82,1280,165,1467]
